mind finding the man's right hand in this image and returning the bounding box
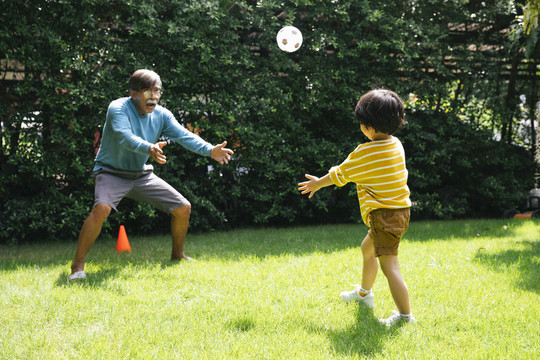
[148,141,167,164]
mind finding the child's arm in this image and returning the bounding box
[298,173,334,198]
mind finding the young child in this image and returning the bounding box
[298,89,414,326]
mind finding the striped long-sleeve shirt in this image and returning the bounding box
[329,136,411,226]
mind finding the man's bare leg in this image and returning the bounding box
[71,203,112,274]
[170,203,191,261]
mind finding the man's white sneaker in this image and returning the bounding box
[339,284,375,308]
[68,270,86,281]
[379,310,416,327]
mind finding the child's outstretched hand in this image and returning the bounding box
[298,174,323,198]
[299,173,334,198]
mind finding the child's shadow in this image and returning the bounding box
[322,305,402,357]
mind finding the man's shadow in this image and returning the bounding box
[311,305,403,357]
[54,267,123,289]
[53,257,189,289]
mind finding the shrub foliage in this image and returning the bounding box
[1,0,537,244]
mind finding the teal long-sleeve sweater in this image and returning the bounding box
[94,97,213,172]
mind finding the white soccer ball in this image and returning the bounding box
[276,26,303,53]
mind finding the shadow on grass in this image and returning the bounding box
[226,316,256,333]
[185,220,539,261]
[304,305,403,358]
[0,223,367,271]
[2,220,538,284]
[52,255,194,289]
[404,219,539,242]
[474,240,539,293]
[186,224,367,261]
[0,237,188,282]
[54,267,123,288]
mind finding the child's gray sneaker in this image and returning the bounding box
[379,310,416,327]
[340,284,375,308]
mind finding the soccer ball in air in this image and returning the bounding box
[276,26,303,53]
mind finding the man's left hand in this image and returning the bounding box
[210,141,234,165]
[148,141,167,164]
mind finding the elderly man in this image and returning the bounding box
[69,69,233,281]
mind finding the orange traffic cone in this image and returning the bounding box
[116,225,131,253]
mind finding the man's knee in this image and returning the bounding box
[91,203,112,221]
[171,203,191,218]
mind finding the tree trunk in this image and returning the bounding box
[501,55,520,143]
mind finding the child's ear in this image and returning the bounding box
[360,124,371,132]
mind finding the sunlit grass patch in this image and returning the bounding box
[1,219,538,359]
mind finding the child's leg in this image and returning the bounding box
[361,233,379,291]
[379,255,410,315]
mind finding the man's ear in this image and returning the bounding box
[129,90,137,99]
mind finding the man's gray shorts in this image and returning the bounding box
[93,167,189,213]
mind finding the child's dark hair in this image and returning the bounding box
[355,89,405,135]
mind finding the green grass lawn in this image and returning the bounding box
[1,219,539,359]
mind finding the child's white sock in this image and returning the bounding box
[400,313,412,319]
[358,287,371,297]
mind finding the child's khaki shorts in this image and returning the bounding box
[367,208,410,257]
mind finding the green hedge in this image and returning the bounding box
[1,0,536,244]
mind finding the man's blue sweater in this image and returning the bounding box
[94,97,213,172]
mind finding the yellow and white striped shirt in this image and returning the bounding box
[329,136,411,226]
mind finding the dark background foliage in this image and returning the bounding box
[1,0,538,244]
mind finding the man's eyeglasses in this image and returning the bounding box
[140,88,162,98]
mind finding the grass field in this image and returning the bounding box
[1,219,539,359]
